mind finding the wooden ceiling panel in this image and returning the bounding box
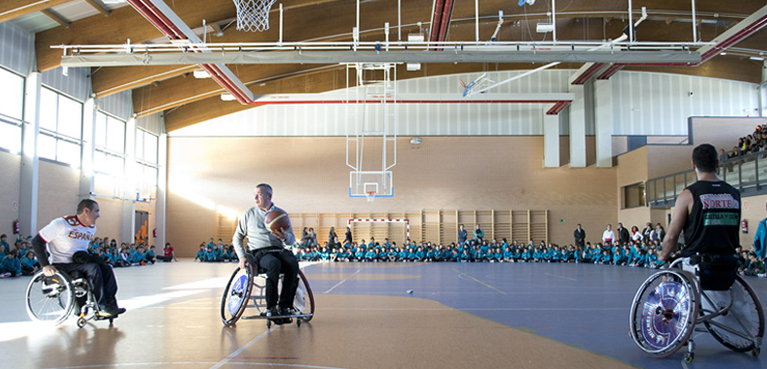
[35,0,238,71]
[23,0,767,131]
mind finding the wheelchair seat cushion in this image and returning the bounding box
[691,253,739,291]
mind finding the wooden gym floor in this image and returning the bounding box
[0,260,764,369]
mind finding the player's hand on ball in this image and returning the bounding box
[271,227,287,240]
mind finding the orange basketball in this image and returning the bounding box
[264,208,290,234]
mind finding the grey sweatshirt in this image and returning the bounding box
[232,204,296,260]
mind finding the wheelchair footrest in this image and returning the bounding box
[242,313,312,320]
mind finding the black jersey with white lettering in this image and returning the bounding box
[681,180,741,256]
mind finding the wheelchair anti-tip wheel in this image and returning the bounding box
[26,271,76,326]
[629,269,699,359]
[220,264,254,327]
[702,275,765,353]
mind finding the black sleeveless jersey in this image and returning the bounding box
[681,180,741,257]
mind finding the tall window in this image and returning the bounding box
[93,111,126,177]
[38,87,82,167]
[0,68,24,154]
[136,129,159,188]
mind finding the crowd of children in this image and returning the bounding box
[291,225,766,278]
[0,232,161,279]
[193,238,238,263]
[0,234,40,277]
[3,220,765,280]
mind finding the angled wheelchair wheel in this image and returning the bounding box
[26,271,75,326]
[221,265,254,327]
[293,269,315,322]
[703,275,765,353]
[629,269,699,358]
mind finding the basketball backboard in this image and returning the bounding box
[349,171,393,200]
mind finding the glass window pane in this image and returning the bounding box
[57,140,80,168]
[135,130,145,161]
[0,69,24,121]
[95,112,107,148]
[94,151,107,173]
[57,96,82,139]
[646,180,656,202]
[742,160,756,186]
[106,117,125,153]
[141,164,158,187]
[675,174,686,195]
[106,155,124,176]
[38,133,56,160]
[0,122,21,154]
[663,177,675,201]
[145,133,157,164]
[39,88,57,131]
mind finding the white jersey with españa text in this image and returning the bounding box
[38,215,96,264]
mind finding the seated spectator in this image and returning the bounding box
[742,252,766,277]
[146,246,156,264]
[205,246,219,262]
[1,249,22,277]
[157,242,177,262]
[194,244,206,262]
[20,250,40,275]
[132,246,147,266]
[223,246,237,262]
[119,248,132,267]
[0,234,10,254]
[107,248,122,266]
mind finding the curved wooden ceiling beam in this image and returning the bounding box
[161,52,761,133]
[131,16,761,118]
[92,65,198,97]
[0,0,72,24]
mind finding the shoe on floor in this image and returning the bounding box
[277,307,293,324]
[97,305,126,317]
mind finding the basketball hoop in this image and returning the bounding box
[462,73,495,97]
[366,191,376,202]
[232,0,277,32]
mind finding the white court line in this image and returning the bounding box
[543,273,578,281]
[41,362,352,369]
[323,268,361,294]
[209,329,273,369]
[318,307,627,311]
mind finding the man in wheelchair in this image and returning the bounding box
[659,143,741,289]
[32,199,125,318]
[232,183,298,325]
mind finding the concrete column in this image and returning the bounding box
[155,123,168,250]
[79,98,96,200]
[594,79,613,167]
[543,106,560,168]
[20,72,41,235]
[568,83,587,168]
[122,116,137,244]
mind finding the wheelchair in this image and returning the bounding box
[25,269,117,328]
[629,257,764,362]
[221,263,315,328]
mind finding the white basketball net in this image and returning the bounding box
[232,0,277,32]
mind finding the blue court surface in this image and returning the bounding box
[304,261,767,369]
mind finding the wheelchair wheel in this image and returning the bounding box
[703,275,765,353]
[26,271,75,325]
[629,269,699,358]
[220,265,254,327]
[294,269,315,322]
